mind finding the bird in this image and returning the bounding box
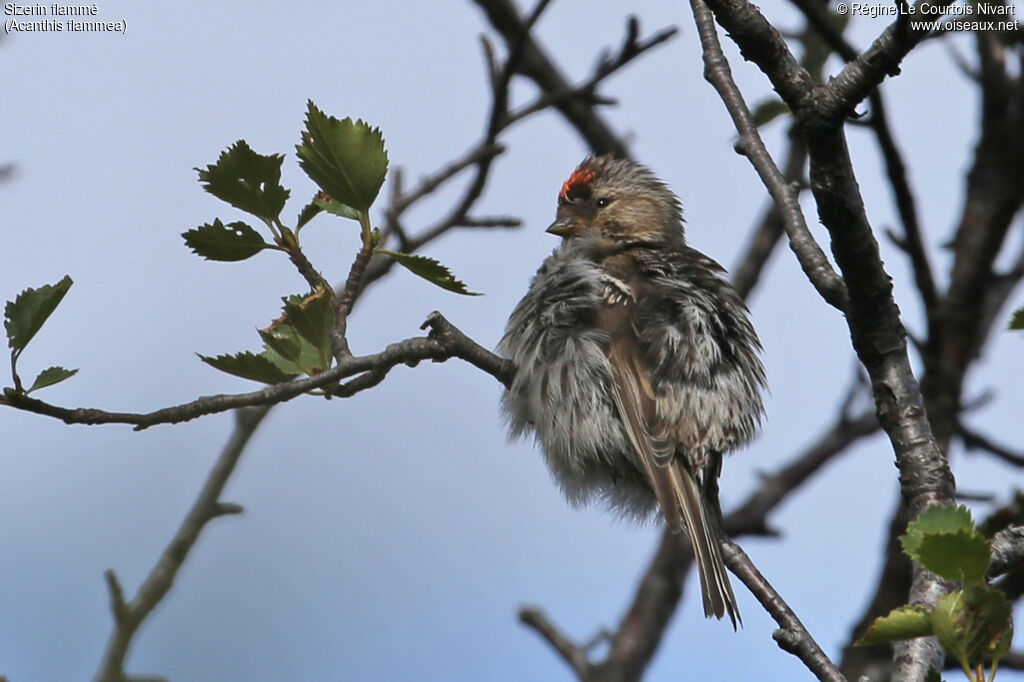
[499,155,766,627]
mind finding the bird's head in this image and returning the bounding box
[547,155,684,244]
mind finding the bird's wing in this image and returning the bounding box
[598,261,741,626]
[596,272,682,532]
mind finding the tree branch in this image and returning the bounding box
[691,0,848,311]
[696,2,960,680]
[729,127,806,302]
[785,1,937,315]
[990,526,1024,578]
[364,8,675,296]
[820,1,955,120]
[94,405,268,682]
[518,607,592,678]
[522,372,879,680]
[471,0,660,156]
[3,314,513,430]
[724,541,846,682]
[695,0,815,111]
[959,424,1024,467]
[870,90,936,312]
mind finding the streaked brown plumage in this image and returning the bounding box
[500,156,766,626]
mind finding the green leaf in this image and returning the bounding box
[1010,307,1024,330]
[196,140,290,221]
[4,275,73,352]
[252,289,336,378]
[750,98,790,128]
[27,365,78,392]
[856,605,934,646]
[182,219,271,261]
[260,331,327,376]
[914,529,991,584]
[258,325,302,364]
[282,288,334,356]
[313,192,362,222]
[901,504,975,557]
[376,250,482,296]
[933,587,1014,668]
[198,351,298,385]
[296,197,323,231]
[296,101,388,211]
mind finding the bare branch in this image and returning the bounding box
[692,0,848,310]
[959,424,1024,467]
[388,144,507,217]
[820,1,956,119]
[787,0,859,61]
[453,216,521,228]
[502,19,677,129]
[695,4,962,679]
[730,128,806,301]
[990,526,1024,577]
[723,541,846,682]
[724,402,880,537]
[870,89,936,312]
[518,607,592,678]
[786,1,937,314]
[94,405,271,681]
[365,10,675,296]
[526,369,878,679]
[698,0,815,111]
[472,0,656,156]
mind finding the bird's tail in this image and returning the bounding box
[670,463,741,629]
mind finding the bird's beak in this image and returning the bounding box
[546,218,580,238]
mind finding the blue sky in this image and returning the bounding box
[1,2,1022,681]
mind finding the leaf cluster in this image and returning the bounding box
[857,505,1013,682]
[199,287,336,385]
[3,102,483,401]
[3,276,78,395]
[184,101,479,385]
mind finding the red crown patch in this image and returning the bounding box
[559,167,595,201]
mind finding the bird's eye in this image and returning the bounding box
[595,197,611,209]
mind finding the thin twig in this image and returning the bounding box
[959,424,1024,467]
[522,372,878,679]
[868,91,936,311]
[452,216,521,228]
[518,608,592,678]
[2,314,514,430]
[364,10,675,295]
[786,0,937,314]
[691,0,848,311]
[696,3,962,680]
[724,541,846,682]
[501,21,678,129]
[472,0,665,156]
[787,0,859,60]
[818,1,956,119]
[730,128,807,301]
[388,144,507,217]
[94,405,268,681]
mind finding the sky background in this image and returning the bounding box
[1,2,1022,681]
